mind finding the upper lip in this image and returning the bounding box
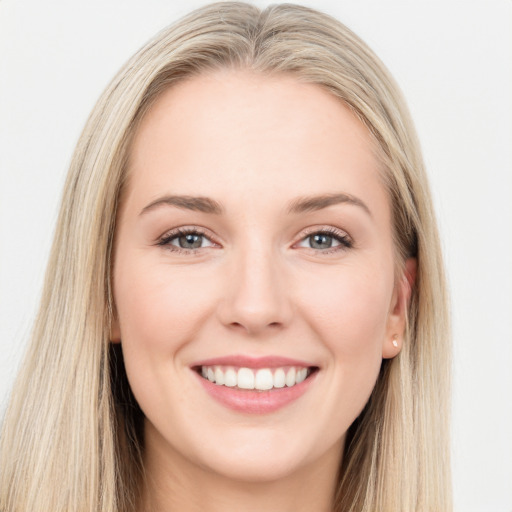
[191,355,318,369]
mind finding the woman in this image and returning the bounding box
[0,2,451,511]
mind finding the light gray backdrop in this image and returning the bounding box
[0,1,511,511]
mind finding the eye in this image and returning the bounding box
[157,227,216,252]
[296,228,352,252]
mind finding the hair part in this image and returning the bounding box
[0,3,451,511]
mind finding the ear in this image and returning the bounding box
[382,257,417,359]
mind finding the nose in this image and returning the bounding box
[217,245,293,336]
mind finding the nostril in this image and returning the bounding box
[215,270,293,334]
[226,319,284,336]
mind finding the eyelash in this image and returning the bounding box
[157,227,216,255]
[156,226,353,255]
[297,227,353,254]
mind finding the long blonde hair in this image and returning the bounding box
[0,3,451,511]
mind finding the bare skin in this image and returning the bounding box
[112,70,412,512]
[142,426,342,512]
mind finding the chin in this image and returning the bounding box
[187,426,342,484]
[200,449,309,484]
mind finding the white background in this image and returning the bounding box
[0,1,511,510]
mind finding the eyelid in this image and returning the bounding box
[298,225,350,237]
[293,225,353,253]
[156,225,221,252]
[155,224,353,255]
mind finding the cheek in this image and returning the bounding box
[284,260,394,444]
[298,260,393,364]
[112,258,214,415]
[114,257,218,351]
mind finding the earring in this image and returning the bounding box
[392,336,399,348]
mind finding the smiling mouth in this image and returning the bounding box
[195,365,319,391]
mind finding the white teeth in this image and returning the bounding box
[237,367,255,389]
[224,367,237,387]
[285,367,296,387]
[214,367,224,385]
[273,368,286,388]
[255,369,273,390]
[296,368,308,384]
[199,365,312,390]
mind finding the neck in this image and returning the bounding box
[139,426,343,512]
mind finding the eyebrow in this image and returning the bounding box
[140,195,224,216]
[287,193,372,217]
[139,192,371,217]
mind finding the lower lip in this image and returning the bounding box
[194,370,317,414]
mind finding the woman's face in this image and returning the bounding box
[112,70,410,482]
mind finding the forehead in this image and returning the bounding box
[125,70,387,217]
